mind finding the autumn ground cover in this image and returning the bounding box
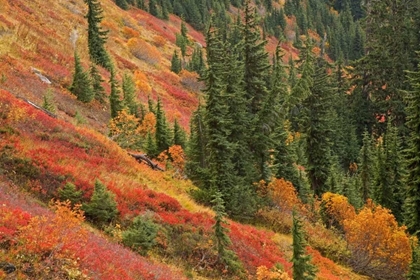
[0,89,371,279]
[0,0,404,278]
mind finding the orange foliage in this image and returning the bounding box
[257,265,292,280]
[122,26,140,39]
[321,192,356,230]
[168,145,185,176]
[18,200,88,256]
[153,35,166,48]
[343,200,411,279]
[267,178,301,212]
[127,38,161,65]
[138,112,156,136]
[134,70,152,93]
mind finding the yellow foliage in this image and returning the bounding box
[108,109,141,148]
[168,145,185,177]
[267,178,301,213]
[7,104,26,123]
[134,70,152,93]
[138,112,156,136]
[343,199,411,278]
[18,200,88,257]
[257,266,292,280]
[321,192,356,228]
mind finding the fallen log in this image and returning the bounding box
[128,152,164,171]
[17,96,57,118]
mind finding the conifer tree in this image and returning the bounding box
[115,0,129,10]
[212,192,244,276]
[84,0,111,70]
[145,131,158,158]
[271,46,300,190]
[155,98,171,154]
[58,182,83,206]
[70,51,94,103]
[403,60,420,237]
[185,104,208,186]
[292,210,317,279]
[203,26,236,200]
[242,0,272,181]
[170,50,182,74]
[358,131,375,203]
[42,89,56,113]
[109,67,124,118]
[408,243,420,280]
[83,180,118,226]
[90,63,106,103]
[122,72,138,116]
[223,36,257,219]
[375,121,405,221]
[173,118,187,148]
[302,54,334,196]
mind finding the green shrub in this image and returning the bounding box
[122,213,159,255]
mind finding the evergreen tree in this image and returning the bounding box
[115,0,129,10]
[292,210,317,279]
[109,67,124,118]
[42,89,56,113]
[145,131,158,158]
[352,0,417,135]
[122,73,138,116]
[58,182,83,206]
[185,104,208,186]
[122,214,159,256]
[403,60,420,237]
[90,63,106,103]
[271,46,300,190]
[181,20,188,38]
[155,98,171,154]
[70,51,94,103]
[203,26,236,202]
[149,0,159,17]
[84,0,111,70]
[173,118,187,148]
[83,180,118,226]
[375,120,405,222]
[223,36,257,219]
[170,50,182,74]
[212,192,244,275]
[358,130,375,203]
[242,0,272,181]
[407,243,420,280]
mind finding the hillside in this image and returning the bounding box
[0,0,416,279]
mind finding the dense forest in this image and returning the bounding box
[1,0,420,279]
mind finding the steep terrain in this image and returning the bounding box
[0,0,385,279]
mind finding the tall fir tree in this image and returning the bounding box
[185,104,208,186]
[211,192,244,275]
[358,130,375,203]
[242,0,272,181]
[90,63,106,103]
[109,67,124,118]
[122,72,138,116]
[203,26,236,205]
[302,55,335,196]
[84,0,111,70]
[403,58,420,237]
[292,210,317,279]
[155,97,172,154]
[70,51,94,103]
[172,118,187,148]
[170,50,182,74]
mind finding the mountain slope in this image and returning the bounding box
[0,0,375,279]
